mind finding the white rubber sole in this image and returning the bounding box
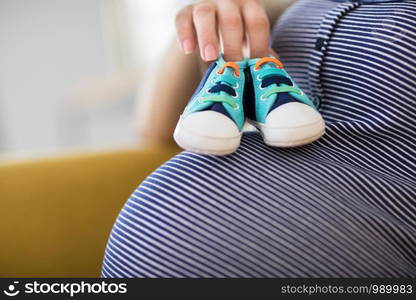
[173,117,242,155]
[248,118,326,147]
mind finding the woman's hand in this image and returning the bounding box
[175,0,270,62]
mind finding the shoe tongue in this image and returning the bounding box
[203,102,231,119]
[256,62,284,82]
[257,61,298,107]
[269,92,297,113]
[207,67,237,116]
[259,62,276,70]
[219,67,236,86]
[214,67,237,98]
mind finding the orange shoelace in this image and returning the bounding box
[255,57,284,70]
[217,62,240,77]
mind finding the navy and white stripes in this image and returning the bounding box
[102,0,416,278]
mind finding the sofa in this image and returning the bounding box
[0,146,179,277]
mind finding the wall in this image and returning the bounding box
[0,0,135,157]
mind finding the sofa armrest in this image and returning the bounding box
[0,147,179,277]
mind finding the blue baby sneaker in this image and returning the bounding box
[245,57,325,147]
[174,56,246,155]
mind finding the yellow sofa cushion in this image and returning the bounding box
[0,147,179,277]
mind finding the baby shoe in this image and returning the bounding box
[174,56,246,155]
[245,57,325,147]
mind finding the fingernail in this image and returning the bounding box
[182,39,193,54]
[203,44,217,61]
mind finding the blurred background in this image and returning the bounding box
[1,0,195,278]
[0,0,187,159]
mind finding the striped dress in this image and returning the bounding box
[102,0,416,277]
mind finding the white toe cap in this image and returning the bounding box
[265,102,323,128]
[259,102,325,147]
[181,111,239,138]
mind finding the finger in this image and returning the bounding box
[217,1,244,61]
[175,5,196,54]
[242,1,270,58]
[268,48,278,57]
[193,2,219,61]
